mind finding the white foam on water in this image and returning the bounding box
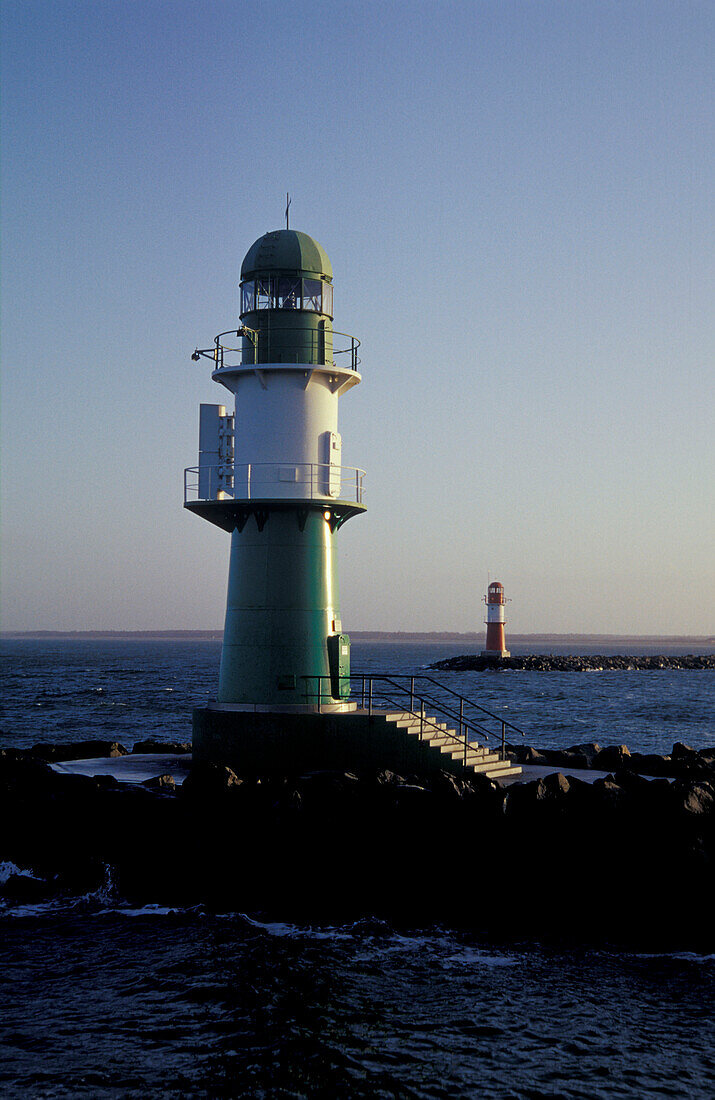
[0,861,40,884]
[632,951,715,964]
[440,948,518,969]
[237,914,356,940]
[97,903,199,918]
[2,900,62,918]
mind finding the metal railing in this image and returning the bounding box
[184,462,366,505]
[301,673,526,765]
[191,328,361,372]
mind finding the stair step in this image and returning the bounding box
[469,761,522,777]
[447,745,499,760]
[463,754,502,767]
[427,734,488,752]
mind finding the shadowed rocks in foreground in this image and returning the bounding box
[1,742,714,948]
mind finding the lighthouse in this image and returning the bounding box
[183,224,521,781]
[482,581,510,658]
[185,227,366,761]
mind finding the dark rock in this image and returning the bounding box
[627,752,674,778]
[132,740,191,755]
[675,780,715,817]
[0,752,58,792]
[567,742,602,765]
[30,741,129,762]
[373,769,405,786]
[612,768,653,796]
[179,763,242,799]
[429,653,715,672]
[521,746,547,765]
[0,872,53,903]
[535,772,571,800]
[504,772,572,817]
[142,774,177,792]
[430,770,472,799]
[592,776,627,807]
[538,748,589,770]
[672,742,699,760]
[593,745,631,772]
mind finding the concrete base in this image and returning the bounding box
[481,649,510,658]
[194,706,472,777]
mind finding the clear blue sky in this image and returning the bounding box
[2,0,713,634]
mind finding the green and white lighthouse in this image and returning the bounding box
[185,227,365,738]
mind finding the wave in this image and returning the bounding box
[0,860,41,885]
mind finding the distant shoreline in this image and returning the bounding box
[1,629,713,647]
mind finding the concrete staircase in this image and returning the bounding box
[357,708,522,781]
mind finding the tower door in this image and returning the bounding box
[321,430,342,497]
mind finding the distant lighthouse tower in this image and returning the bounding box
[185,226,365,752]
[482,581,510,658]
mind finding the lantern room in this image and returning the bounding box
[238,229,334,366]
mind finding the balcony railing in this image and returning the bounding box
[184,462,366,505]
[191,328,361,372]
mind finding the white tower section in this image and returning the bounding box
[210,361,359,501]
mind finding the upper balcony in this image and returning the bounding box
[191,327,361,372]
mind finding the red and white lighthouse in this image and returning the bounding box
[482,581,510,657]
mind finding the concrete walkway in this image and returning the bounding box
[52,753,193,786]
[52,754,658,789]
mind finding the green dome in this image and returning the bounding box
[240,229,332,281]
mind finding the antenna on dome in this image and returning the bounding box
[285,192,291,229]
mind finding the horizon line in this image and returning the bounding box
[1,629,713,643]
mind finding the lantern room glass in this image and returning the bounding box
[240,277,333,315]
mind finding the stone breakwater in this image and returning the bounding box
[430,653,714,671]
[2,738,715,947]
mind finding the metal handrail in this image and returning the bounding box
[300,673,512,765]
[191,327,361,372]
[184,462,366,505]
[396,673,527,739]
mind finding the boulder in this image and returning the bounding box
[567,742,602,766]
[504,773,572,817]
[512,745,547,765]
[672,742,699,760]
[592,776,626,808]
[627,752,673,778]
[430,770,473,800]
[132,740,191,755]
[179,763,242,800]
[0,871,54,904]
[30,741,129,762]
[538,748,589,770]
[0,752,58,792]
[593,745,631,772]
[535,772,571,800]
[142,774,177,792]
[675,780,715,817]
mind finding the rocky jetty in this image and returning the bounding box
[2,740,714,947]
[430,653,714,672]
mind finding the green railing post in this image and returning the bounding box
[501,721,506,761]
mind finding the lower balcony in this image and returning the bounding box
[184,462,366,506]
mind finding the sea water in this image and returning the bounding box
[1,639,714,1097]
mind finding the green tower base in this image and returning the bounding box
[192,707,470,779]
